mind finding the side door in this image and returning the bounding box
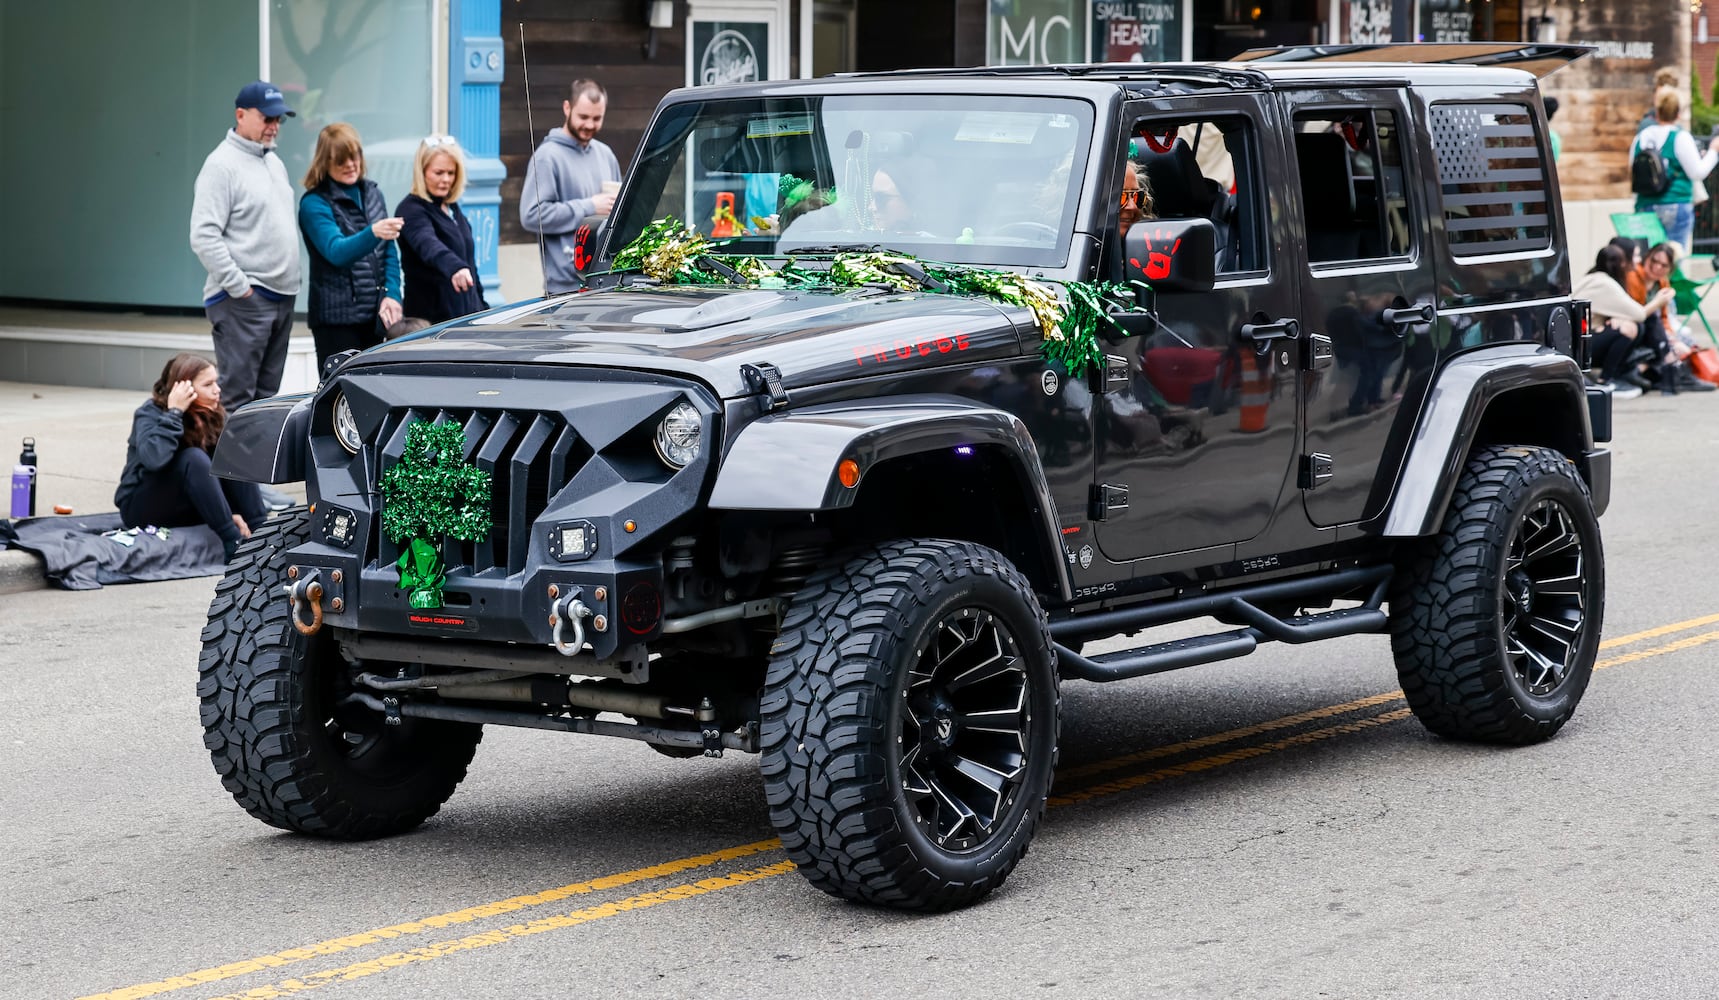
[1280,88,1438,527]
[1092,94,1303,563]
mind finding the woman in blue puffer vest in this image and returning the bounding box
[297,123,404,370]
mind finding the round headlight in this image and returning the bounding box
[332,392,363,454]
[653,401,701,469]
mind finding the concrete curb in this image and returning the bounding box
[0,547,47,596]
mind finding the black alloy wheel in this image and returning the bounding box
[761,539,1059,911]
[898,607,1035,854]
[1389,445,1604,745]
[1502,497,1589,697]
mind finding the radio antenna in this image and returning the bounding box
[520,21,553,295]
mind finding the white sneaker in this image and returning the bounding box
[1610,381,1643,400]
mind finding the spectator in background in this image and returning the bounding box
[520,79,623,295]
[1638,67,1682,133]
[1543,95,1562,162]
[397,136,488,324]
[1630,86,1719,254]
[115,353,266,562]
[189,81,301,414]
[298,123,403,370]
[1575,244,1676,399]
[1625,241,1713,392]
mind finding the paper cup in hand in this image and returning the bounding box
[602,180,621,195]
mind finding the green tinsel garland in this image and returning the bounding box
[609,218,1137,376]
[379,420,493,609]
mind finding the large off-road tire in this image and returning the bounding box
[760,539,1059,911]
[197,507,481,838]
[1389,445,1604,745]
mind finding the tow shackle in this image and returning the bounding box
[549,589,592,657]
[284,570,325,636]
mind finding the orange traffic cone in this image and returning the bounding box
[1237,357,1270,433]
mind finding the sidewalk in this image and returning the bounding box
[0,381,304,595]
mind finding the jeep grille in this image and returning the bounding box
[375,407,591,576]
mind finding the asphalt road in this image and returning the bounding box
[4,392,1719,1000]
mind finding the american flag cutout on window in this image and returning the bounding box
[1430,103,1550,255]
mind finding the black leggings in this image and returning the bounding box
[119,446,265,544]
[1591,325,1638,381]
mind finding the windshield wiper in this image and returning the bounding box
[779,243,885,255]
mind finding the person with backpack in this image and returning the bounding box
[1630,85,1719,254]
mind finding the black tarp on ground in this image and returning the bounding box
[0,512,226,590]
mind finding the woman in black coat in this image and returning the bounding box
[396,136,488,324]
[114,353,266,561]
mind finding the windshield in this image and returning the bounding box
[610,94,1094,269]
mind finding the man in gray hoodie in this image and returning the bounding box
[519,79,623,294]
[189,81,302,413]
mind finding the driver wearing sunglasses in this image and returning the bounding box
[1118,160,1153,238]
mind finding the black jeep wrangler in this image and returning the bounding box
[201,43,1609,912]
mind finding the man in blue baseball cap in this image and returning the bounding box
[189,80,301,423]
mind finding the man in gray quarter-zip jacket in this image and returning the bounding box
[520,78,623,295]
[189,80,302,413]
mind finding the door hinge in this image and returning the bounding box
[1103,354,1131,393]
[1299,453,1335,490]
[1302,333,1334,371]
[1088,482,1129,521]
[740,362,788,412]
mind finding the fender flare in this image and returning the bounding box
[709,396,1073,600]
[211,392,313,485]
[1380,347,1601,536]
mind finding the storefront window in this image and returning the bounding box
[1091,2,1184,62]
[989,0,1086,64]
[268,0,435,206]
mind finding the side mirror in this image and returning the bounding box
[571,216,609,282]
[1123,217,1216,295]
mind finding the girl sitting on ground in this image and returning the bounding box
[114,353,267,561]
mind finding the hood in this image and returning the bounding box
[353,284,1028,398]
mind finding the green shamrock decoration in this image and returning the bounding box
[379,420,493,609]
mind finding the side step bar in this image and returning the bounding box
[1050,565,1391,683]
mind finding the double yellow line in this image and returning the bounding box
[80,612,1719,1000]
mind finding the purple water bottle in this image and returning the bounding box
[19,437,36,516]
[9,465,31,519]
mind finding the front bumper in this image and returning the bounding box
[284,364,721,659]
[284,537,663,658]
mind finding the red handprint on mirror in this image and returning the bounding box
[572,225,592,272]
[1130,228,1183,281]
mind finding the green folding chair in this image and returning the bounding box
[1608,211,1719,345]
[1671,259,1719,348]
[1610,211,1667,256]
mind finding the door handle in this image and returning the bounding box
[1241,318,1300,354]
[1381,302,1435,328]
